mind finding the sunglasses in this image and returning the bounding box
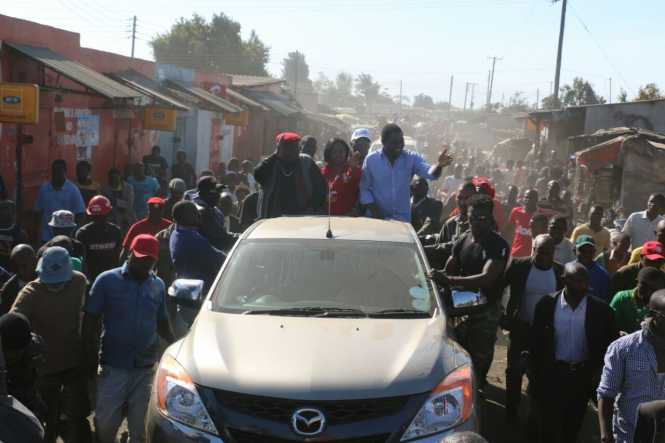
[469,215,491,223]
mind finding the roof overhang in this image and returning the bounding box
[165,81,244,114]
[108,70,189,111]
[5,42,142,101]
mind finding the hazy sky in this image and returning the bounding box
[2,0,660,107]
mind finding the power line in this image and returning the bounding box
[568,1,633,95]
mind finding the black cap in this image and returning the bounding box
[0,312,32,350]
[197,176,219,194]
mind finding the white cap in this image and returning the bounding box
[351,128,371,142]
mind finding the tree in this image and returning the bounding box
[636,83,663,101]
[151,13,269,75]
[560,77,605,106]
[541,94,560,109]
[617,89,628,103]
[313,72,356,108]
[413,93,435,109]
[335,72,353,98]
[282,51,312,93]
[355,73,381,106]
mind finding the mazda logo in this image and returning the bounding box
[291,408,326,436]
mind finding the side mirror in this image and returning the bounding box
[446,288,489,317]
[168,279,205,308]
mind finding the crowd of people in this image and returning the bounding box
[0,123,663,443]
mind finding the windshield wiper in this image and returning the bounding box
[367,308,431,318]
[242,307,367,317]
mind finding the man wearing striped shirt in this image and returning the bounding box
[598,289,665,443]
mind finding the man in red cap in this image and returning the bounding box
[253,131,327,219]
[75,195,122,283]
[611,240,665,300]
[82,233,174,443]
[120,197,171,261]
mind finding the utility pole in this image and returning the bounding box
[293,53,299,101]
[448,75,454,117]
[470,83,476,109]
[609,77,613,103]
[536,88,540,109]
[486,70,491,108]
[463,82,470,111]
[130,15,137,59]
[399,80,403,117]
[487,56,502,108]
[553,0,568,104]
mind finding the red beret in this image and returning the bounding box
[276,132,301,144]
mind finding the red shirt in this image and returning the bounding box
[321,165,362,215]
[122,218,172,249]
[508,206,538,257]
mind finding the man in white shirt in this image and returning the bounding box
[623,194,665,250]
[549,215,576,265]
[530,262,617,443]
[502,234,563,422]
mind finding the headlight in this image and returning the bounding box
[401,365,473,441]
[156,354,219,435]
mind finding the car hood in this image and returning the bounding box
[174,310,469,400]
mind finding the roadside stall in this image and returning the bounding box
[491,137,532,163]
[573,132,665,218]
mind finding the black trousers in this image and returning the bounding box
[538,362,592,443]
[37,367,91,443]
[506,321,530,414]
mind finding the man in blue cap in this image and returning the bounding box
[11,246,90,443]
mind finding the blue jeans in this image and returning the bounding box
[94,365,154,443]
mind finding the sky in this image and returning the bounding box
[1,0,661,108]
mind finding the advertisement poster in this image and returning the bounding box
[55,108,100,147]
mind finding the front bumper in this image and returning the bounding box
[146,406,478,443]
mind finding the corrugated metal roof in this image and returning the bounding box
[227,74,284,87]
[241,90,301,117]
[6,42,141,100]
[227,88,269,110]
[188,86,244,113]
[165,81,244,114]
[109,70,190,111]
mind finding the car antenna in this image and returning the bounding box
[326,181,333,239]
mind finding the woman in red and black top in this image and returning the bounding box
[321,138,362,216]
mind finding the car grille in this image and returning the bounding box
[213,390,410,424]
[229,429,390,443]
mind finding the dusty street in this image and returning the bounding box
[481,331,601,443]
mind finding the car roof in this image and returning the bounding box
[244,216,416,243]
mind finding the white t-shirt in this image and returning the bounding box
[554,239,577,265]
[623,210,663,250]
[518,265,557,325]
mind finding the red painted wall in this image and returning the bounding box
[0,14,158,215]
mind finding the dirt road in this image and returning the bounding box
[481,331,601,443]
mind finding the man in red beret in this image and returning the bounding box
[120,197,172,261]
[253,132,327,219]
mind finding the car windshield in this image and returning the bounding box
[212,239,435,316]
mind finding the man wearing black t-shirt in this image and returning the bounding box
[431,194,509,387]
[75,195,122,283]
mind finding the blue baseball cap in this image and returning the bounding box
[37,246,73,284]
